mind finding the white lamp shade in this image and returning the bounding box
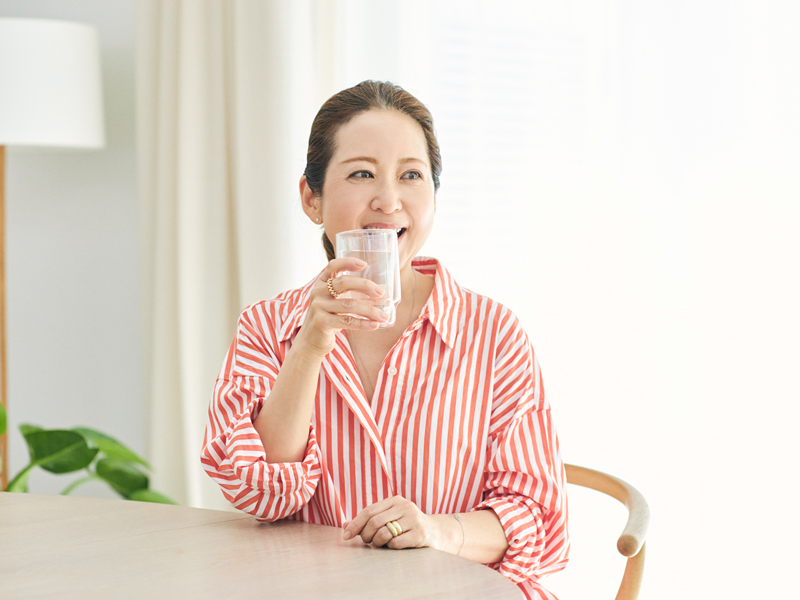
[0,18,105,148]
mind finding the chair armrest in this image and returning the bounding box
[564,464,650,557]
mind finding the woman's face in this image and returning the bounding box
[302,109,436,272]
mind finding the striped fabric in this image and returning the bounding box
[202,257,569,599]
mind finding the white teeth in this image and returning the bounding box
[363,226,404,233]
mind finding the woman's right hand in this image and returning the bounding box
[294,257,389,358]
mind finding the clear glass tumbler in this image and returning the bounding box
[335,229,402,328]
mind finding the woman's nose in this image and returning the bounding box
[370,182,401,213]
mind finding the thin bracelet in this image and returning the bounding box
[453,514,465,556]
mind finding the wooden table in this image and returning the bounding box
[0,492,522,599]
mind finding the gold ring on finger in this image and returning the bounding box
[386,520,402,537]
[326,277,340,299]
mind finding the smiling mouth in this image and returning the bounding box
[363,225,406,239]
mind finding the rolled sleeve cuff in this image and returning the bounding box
[476,495,544,584]
[223,411,321,498]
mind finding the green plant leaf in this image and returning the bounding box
[6,463,34,492]
[129,489,178,505]
[18,424,44,461]
[0,403,6,436]
[95,458,148,497]
[72,427,150,469]
[18,423,43,436]
[22,429,98,474]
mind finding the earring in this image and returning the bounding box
[315,217,320,223]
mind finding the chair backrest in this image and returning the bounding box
[564,464,650,600]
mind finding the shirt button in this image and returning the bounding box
[387,366,398,376]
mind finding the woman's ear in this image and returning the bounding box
[300,175,322,223]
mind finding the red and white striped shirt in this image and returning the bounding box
[202,258,569,599]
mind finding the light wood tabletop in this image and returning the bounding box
[0,492,522,599]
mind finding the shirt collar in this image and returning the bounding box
[411,257,462,349]
[277,257,463,348]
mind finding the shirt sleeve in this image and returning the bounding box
[474,312,570,584]
[200,305,323,521]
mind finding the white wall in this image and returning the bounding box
[0,0,140,499]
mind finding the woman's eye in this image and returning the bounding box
[402,170,422,180]
[350,170,373,179]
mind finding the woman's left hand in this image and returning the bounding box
[342,495,442,550]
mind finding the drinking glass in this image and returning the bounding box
[335,229,402,328]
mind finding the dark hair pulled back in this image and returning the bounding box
[304,80,442,261]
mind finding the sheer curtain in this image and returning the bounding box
[138,0,326,510]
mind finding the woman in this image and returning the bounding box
[202,81,569,600]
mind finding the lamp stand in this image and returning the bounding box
[0,144,7,491]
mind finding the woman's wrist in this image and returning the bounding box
[428,509,509,564]
[428,513,464,556]
[291,328,334,361]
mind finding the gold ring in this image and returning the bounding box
[386,520,402,537]
[326,277,340,299]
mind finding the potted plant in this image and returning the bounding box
[1,406,175,504]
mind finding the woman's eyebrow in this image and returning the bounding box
[339,156,426,165]
[340,156,377,165]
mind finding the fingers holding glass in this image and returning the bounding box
[325,273,386,301]
[318,273,388,329]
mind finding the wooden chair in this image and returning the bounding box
[564,464,650,600]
